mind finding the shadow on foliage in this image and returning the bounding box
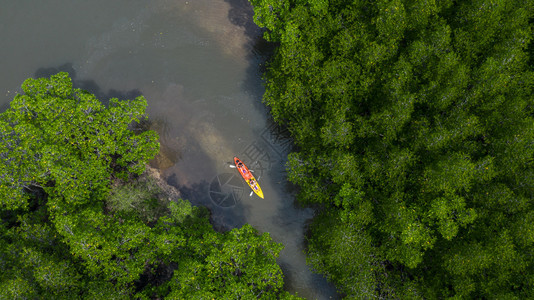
[34,63,142,105]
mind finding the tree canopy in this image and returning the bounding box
[0,73,297,299]
[250,0,534,298]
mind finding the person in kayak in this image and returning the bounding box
[237,161,247,175]
[249,179,258,190]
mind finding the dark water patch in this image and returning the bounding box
[169,176,248,232]
[34,63,76,79]
[208,172,245,208]
[224,0,263,39]
[224,0,278,113]
[0,102,9,113]
[34,63,142,105]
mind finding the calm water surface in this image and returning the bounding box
[0,1,338,298]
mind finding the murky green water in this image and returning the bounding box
[0,1,338,298]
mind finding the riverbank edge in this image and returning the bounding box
[142,165,182,202]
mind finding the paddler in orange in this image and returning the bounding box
[237,161,248,176]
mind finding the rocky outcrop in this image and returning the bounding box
[143,165,181,201]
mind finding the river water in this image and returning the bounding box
[0,1,338,298]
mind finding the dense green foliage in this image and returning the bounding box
[0,73,296,299]
[250,0,534,298]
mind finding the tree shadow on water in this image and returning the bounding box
[0,102,9,113]
[166,173,248,232]
[224,0,262,39]
[34,63,142,105]
[223,0,278,113]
